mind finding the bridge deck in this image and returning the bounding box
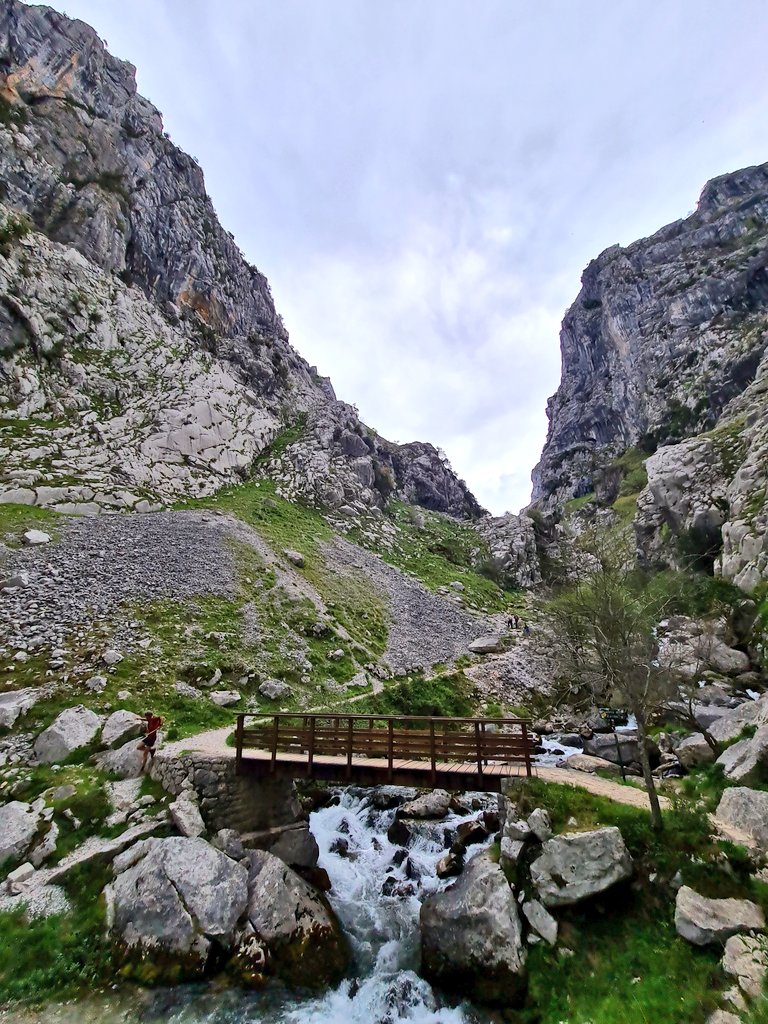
[235,713,535,792]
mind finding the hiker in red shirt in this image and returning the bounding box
[138,711,164,772]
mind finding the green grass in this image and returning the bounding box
[0,502,60,546]
[521,899,722,1024]
[563,492,596,515]
[0,861,112,1004]
[330,668,477,719]
[507,778,761,1023]
[348,501,519,613]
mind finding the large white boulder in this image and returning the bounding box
[0,687,44,729]
[0,801,42,868]
[420,851,526,1007]
[33,705,102,764]
[710,693,768,744]
[22,529,50,545]
[716,788,768,850]
[675,886,765,946]
[95,738,145,778]
[676,734,716,769]
[530,827,633,907]
[722,934,768,999]
[106,837,248,978]
[169,792,206,838]
[468,635,504,655]
[716,725,768,784]
[399,789,452,820]
[101,710,145,750]
[233,849,348,987]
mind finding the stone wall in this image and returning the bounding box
[151,753,303,834]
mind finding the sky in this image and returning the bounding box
[45,1,768,514]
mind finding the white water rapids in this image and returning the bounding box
[35,789,497,1024]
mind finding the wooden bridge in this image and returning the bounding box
[234,713,535,792]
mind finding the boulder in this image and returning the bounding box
[706,1012,742,1024]
[266,825,319,870]
[530,828,633,907]
[106,837,248,979]
[722,934,768,999]
[504,818,532,841]
[0,571,30,590]
[234,849,348,987]
[22,529,50,545]
[716,725,768,784]
[676,734,716,769]
[527,808,553,841]
[174,681,203,700]
[716,788,768,849]
[33,705,102,764]
[420,851,526,1006]
[564,753,624,775]
[500,837,526,871]
[213,829,245,860]
[101,710,145,749]
[95,738,145,778]
[283,549,305,568]
[0,801,41,868]
[710,693,768,744]
[169,792,206,839]
[468,635,504,655]
[209,690,241,707]
[583,732,641,765]
[258,679,291,701]
[523,899,558,945]
[0,687,44,729]
[399,789,452,820]
[675,886,765,946]
[102,649,123,667]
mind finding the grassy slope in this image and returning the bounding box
[507,779,760,1024]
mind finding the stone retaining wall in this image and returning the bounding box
[151,753,302,833]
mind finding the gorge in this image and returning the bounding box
[1,2,768,1023]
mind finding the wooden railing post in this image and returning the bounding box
[271,716,279,774]
[429,718,437,785]
[522,722,532,778]
[346,716,354,780]
[307,716,316,778]
[475,720,483,779]
[235,714,244,773]
[388,718,394,782]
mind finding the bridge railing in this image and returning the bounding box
[234,712,534,781]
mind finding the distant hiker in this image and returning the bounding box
[138,711,164,772]
[514,614,521,629]
[522,622,531,637]
[507,614,520,631]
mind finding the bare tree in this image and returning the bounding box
[547,530,671,829]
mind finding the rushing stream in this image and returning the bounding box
[10,789,497,1024]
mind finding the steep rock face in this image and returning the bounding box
[259,400,484,519]
[0,0,485,524]
[531,161,768,590]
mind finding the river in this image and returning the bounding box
[4,789,497,1024]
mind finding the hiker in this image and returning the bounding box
[138,711,164,772]
[522,622,531,637]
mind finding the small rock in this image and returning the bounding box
[283,549,305,568]
[527,808,553,841]
[209,690,241,707]
[722,934,768,999]
[102,649,123,667]
[258,679,291,701]
[523,899,558,945]
[85,674,108,693]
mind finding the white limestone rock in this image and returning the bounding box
[0,686,44,729]
[33,705,102,764]
[722,934,768,999]
[531,827,633,907]
[0,801,42,868]
[101,710,145,749]
[675,886,765,946]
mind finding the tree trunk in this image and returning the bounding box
[634,705,663,831]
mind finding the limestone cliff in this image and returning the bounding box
[530,162,768,591]
[0,0,493,531]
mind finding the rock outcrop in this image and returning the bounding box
[530,827,633,907]
[106,837,248,980]
[530,161,768,591]
[675,886,765,946]
[0,0,486,525]
[420,851,526,1006]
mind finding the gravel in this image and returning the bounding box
[0,511,239,657]
[321,537,484,674]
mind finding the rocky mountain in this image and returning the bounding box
[531,162,768,591]
[0,0,493,535]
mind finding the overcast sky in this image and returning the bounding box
[46,1,768,514]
